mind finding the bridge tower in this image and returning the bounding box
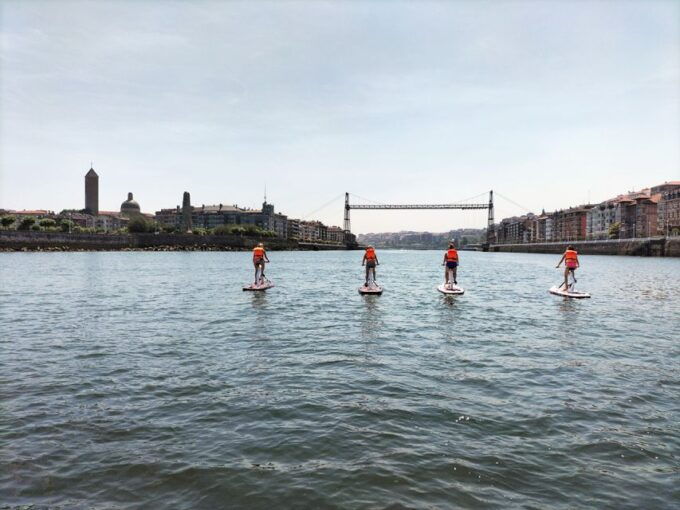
[343,192,351,235]
[487,190,494,240]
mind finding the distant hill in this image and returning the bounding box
[358,229,486,249]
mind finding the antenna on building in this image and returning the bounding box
[264,184,267,203]
[90,161,93,169]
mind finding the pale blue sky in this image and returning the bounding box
[1,0,678,233]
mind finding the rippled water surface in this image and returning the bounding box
[1,251,679,509]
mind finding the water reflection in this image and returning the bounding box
[439,294,461,308]
[360,294,383,340]
[249,290,268,307]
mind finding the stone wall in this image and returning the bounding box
[489,237,679,257]
[0,231,350,251]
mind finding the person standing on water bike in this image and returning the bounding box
[556,245,579,290]
[362,245,379,286]
[252,242,270,284]
[442,241,459,285]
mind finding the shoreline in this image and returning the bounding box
[0,231,356,252]
[489,237,680,257]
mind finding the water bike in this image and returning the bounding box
[359,274,383,295]
[549,269,590,299]
[243,267,274,291]
[438,268,464,295]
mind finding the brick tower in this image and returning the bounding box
[85,167,99,215]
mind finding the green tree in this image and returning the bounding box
[39,218,57,229]
[59,219,74,232]
[18,217,36,231]
[608,222,621,239]
[31,224,41,231]
[1,215,16,229]
[127,216,151,233]
[212,224,237,235]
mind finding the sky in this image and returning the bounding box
[1,0,678,233]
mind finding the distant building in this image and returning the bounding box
[327,226,345,243]
[155,196,289,237]
[120,192,141,217]
[654,182,680,236]
[299,220,320,241]
[287,218,301,240]
[651,181,680,195]
[560,206,592,241]
[658,189,680,236]
[96,212,128,231]
[10,210,55,218]
[587,199,624,239]
[85,167,99,215]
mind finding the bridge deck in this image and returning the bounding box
[349,203,488,210]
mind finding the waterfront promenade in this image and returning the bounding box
[490,236,680,257]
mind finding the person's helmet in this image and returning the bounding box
[567,245,573,250]
[258,242,264,247]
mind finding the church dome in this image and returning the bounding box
[121,192,141,216]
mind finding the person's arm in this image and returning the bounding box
[556,254,565,268]
[442,254,447,265]
[264,251,270,263]
[375,256,379,265]
[575,255,579,268]
[362,254,366,266]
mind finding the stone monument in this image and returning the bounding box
[181,192,192,233]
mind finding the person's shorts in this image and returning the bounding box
[366,260,376,268]
[446,261,458,269]
[253,258,264,266]
[566,263,577,270]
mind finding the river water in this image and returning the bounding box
[1,251,678,509]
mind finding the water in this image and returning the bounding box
[1,251,678,509]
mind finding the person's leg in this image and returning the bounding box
[254,262,259,284]
[372,266,377,283]
[453,265,458,284]
[563,267,569,290]
[365,265,369,286]
[444,265,449,284]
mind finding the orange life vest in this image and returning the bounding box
[565,249,578,262]
[446,249,458,262]
[253,246,265,259]
[365,248,376,260]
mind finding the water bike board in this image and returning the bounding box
[243,281,275,291]
[358,284,383,295]
[549,286,590,299]
[437,283,465,295]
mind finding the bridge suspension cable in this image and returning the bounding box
[301,193,345,220]
[494,191,533,214]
